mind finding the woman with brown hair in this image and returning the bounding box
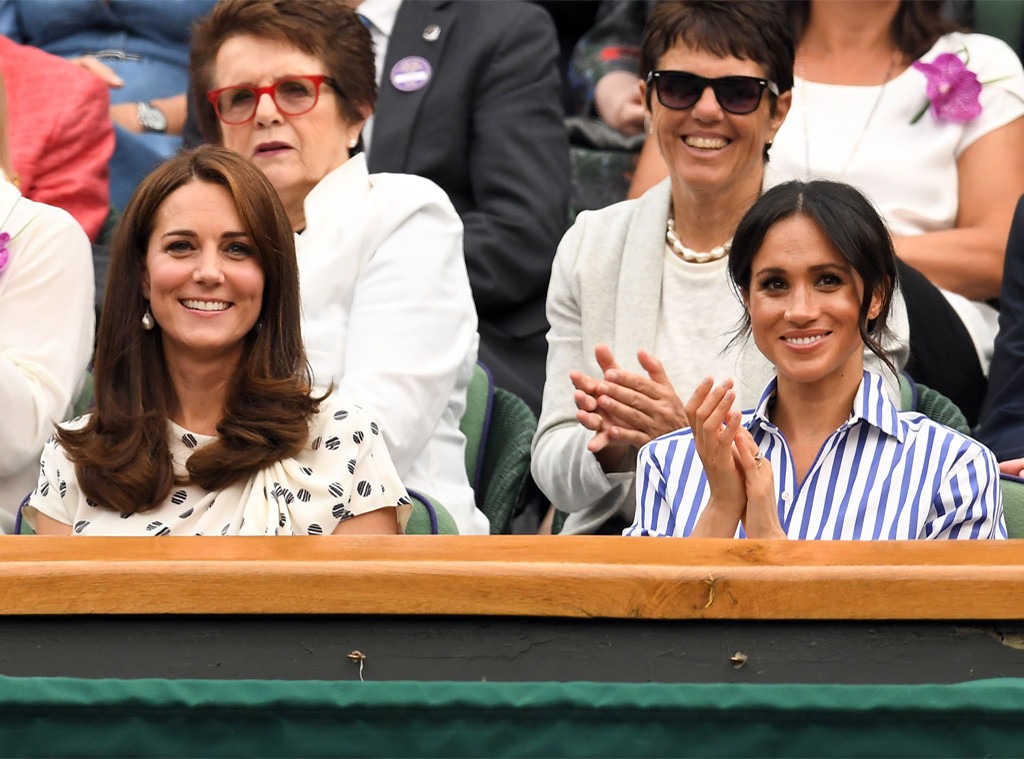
[189,0,486,534]
[26,146,409,536]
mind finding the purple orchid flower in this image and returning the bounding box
[0,232,10,273]
[911,52,982,124]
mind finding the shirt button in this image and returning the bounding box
[781,491,791,501]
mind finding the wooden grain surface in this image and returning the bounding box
[1,536,1023,619]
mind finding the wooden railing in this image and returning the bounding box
[2,536,1023,619]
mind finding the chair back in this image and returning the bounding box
[899,373,971,434]
[72,370,95,419]
[1000,475,1024,539]
[404,490,460,535]
[13,497,31,535]
[477,387,537,533]
[458,362,537,534]
[461,362,494,495]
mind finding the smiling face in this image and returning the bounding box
[642,42,790,199]
[213,34,365,228]
[745,214,882,394]
[143,180,265,372]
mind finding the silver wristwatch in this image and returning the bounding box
[136,101,168,133]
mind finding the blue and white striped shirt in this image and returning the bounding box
[628,372,1006,540]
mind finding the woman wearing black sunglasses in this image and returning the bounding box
[629,1,1024,428]
[532,0,911,535]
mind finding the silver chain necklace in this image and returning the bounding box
[798,51,898,178]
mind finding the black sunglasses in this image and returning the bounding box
[647,71,779,115]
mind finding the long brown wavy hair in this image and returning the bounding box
[59,145,320,514]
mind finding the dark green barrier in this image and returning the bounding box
[2,676,1023,758]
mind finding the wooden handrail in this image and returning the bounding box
[1,535,1022,619]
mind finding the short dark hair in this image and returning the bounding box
[727,179,898,376]
[59,145,321,515]
[191,0,376,144]
[785,0,959,61]
[640,0,795,110]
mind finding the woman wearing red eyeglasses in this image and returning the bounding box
[189,0,486,535]
[532,0,911,535]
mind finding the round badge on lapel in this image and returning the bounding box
[390,56,432,92]
[422,23,441,41]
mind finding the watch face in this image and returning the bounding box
[137,102,168,133]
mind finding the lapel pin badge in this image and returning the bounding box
[422,24,441,41]
[390,56,432,92]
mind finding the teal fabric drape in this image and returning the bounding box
[2,675,1024,758]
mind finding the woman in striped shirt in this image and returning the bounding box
[629,180,1005,540]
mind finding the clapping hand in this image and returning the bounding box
[570,344,687,471]
[733,427,785,539]
[685,377,747,536]
[684,378,785,539]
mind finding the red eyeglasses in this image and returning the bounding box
[207,74,340,125]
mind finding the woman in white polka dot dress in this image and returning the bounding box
[26,146,410,535]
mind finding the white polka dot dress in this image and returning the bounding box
[27,394,411,535]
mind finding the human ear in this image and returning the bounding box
[350,105,372,144]
[867,284,885,321]
[768,89,792,137]
[640,79,653,121]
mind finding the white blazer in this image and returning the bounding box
[298,155,486,534]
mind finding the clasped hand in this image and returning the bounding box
[570,344,687,471]
[685,377,785,539]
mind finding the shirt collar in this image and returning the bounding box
[357,0,401,38]
[750,370,905,442]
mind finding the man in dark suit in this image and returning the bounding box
[360,0,570,414]
[977,196,1024,466]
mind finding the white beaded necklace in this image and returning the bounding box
[666,218,732,264]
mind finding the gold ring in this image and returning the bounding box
[753,451,764,469]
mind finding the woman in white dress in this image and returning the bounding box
[772,0,1024,422]
[27,146,409,536]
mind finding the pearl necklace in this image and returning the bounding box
[666,218,731,263]
[798,50,898,178]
